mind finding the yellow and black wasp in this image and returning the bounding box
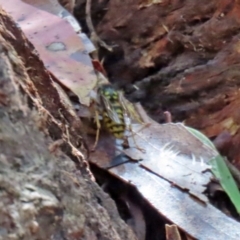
[98,84,126,138]
[90,81,145,151]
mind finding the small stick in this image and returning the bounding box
[85,0,113,53]
[91,110,101,151]
[164,111,172,123]
[134,103,154,124]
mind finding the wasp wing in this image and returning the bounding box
[100,94,122,124]
[118,92,143,124]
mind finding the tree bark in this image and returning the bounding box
[86,0,240,164]
[0,7,137,240]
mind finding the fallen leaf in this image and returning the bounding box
[165,224,182,240]
[1,0,97,106]
[109,162,240,240]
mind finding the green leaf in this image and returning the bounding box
[209,155,240,213]
[184,126,216,149]
[185,125,240,213]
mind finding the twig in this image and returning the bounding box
[164,111,172,123]
[134,102,155,124]
[85,0,113,53]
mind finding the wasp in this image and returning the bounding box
[90,82,145,151]
[98,84,126,137]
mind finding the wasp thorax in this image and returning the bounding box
[98,84,119,102]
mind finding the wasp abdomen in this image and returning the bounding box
[103,106,125,139]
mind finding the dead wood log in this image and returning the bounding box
[79,0,240,164]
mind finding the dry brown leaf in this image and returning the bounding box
[165,224,182,240]
[1,0,97,106]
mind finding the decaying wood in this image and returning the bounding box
[80,0,240,164]
[0,7,137,240]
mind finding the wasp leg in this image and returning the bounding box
[127,123,151,153]
[92,110,101,151]
[134,123,151,135]
[125,124,146,153]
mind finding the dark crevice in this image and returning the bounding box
[90,164,168,240]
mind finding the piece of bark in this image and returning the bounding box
[0,7,137,240]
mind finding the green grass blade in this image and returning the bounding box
[210,155,240,213]
[185,125,240,213]
[184,126,216,149]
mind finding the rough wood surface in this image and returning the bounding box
[0,7,137,240]
[85,0,240,164]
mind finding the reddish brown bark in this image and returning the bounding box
[82,0,240,164]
